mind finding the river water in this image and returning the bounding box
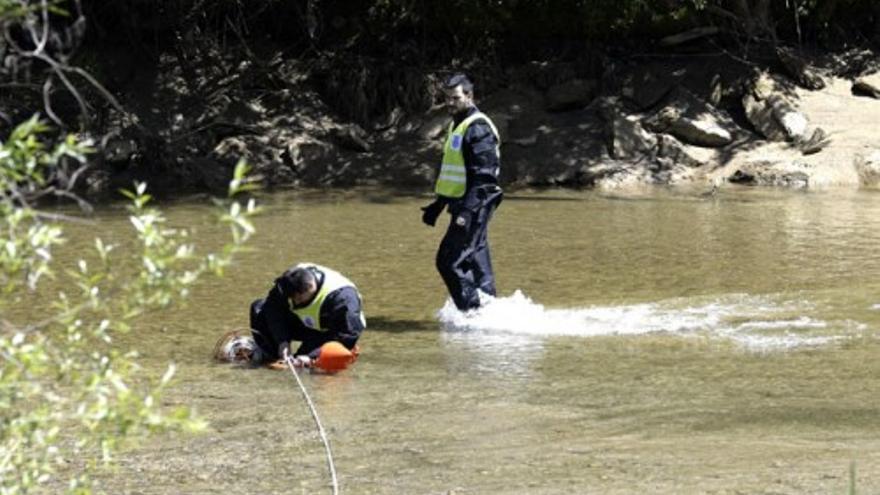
[38,187,880,493]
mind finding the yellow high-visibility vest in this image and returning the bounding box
[434,112,500,198]
[290,264,362,331]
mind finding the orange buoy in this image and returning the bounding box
[314,341,358,372]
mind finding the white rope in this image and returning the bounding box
[284,354,340,495]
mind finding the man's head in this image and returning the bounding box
[278,267,318,307]
[444,73,474,115]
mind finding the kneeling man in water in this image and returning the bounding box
[215,263,365,371]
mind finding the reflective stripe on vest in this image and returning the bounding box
[290,264,360,331]
[434,112,500,198]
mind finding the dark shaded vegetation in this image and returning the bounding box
[4,1,880,196]
[71,1,880,122]
[7,0,880,129]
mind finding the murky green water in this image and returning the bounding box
[31,187,880,493]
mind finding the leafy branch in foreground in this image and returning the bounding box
[1,0,125,129]
[1,116,260,494]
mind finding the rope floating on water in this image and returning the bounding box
[285,354,340,495]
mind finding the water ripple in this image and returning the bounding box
[438,290,864,352]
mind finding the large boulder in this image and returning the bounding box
[417,108,450,142]
[855,149,880,187]
[609,113,657,160]
[332,123,371,152]
[278,134,335,184]
[482,86,545,147]
[656,133,716,168]
[596,97,657,160]
[213,136,251,166]
[644,88,738,147]
[212,135,293,186]
[750,94,809,140]
[545,78,597,111]
[776,47,826,90]
[618,64,686,111]
[853,72,880,98]
[712,126,860,190]
[189,156,234,193]
[742,72,809,142]
[101,133,139,165]
[728,160,812,188]
[580,160,656,190]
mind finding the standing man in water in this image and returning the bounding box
[421,73,503,311]
[246,263,365,368]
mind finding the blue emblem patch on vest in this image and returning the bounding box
[304,316,316,328]
[451,135,462,150]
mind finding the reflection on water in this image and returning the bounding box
[32,186,880,493]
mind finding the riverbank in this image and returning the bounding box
[7,40,880,197]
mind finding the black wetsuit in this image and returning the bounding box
[432,105,503,311]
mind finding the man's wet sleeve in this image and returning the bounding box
[263,309,288,345]
[463,120,500,183]
[262,290,296,344]
[321,287,365,349]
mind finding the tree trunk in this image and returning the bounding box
[728,0,776,42]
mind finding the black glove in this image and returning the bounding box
[420,199,445,227]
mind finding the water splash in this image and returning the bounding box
[437,290,854,351]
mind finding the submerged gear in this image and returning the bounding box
[213,330,357,372]
[213,330,263,365]
[435,111,500,198]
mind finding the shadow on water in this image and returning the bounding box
[501,194,585,202]
[361,189,432,204]
[277,186,597,205]
[262,186,759,206]
[592,187,811,204]
[258,187,430,205]
[353,187,609,204]
[367,316,437,333]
